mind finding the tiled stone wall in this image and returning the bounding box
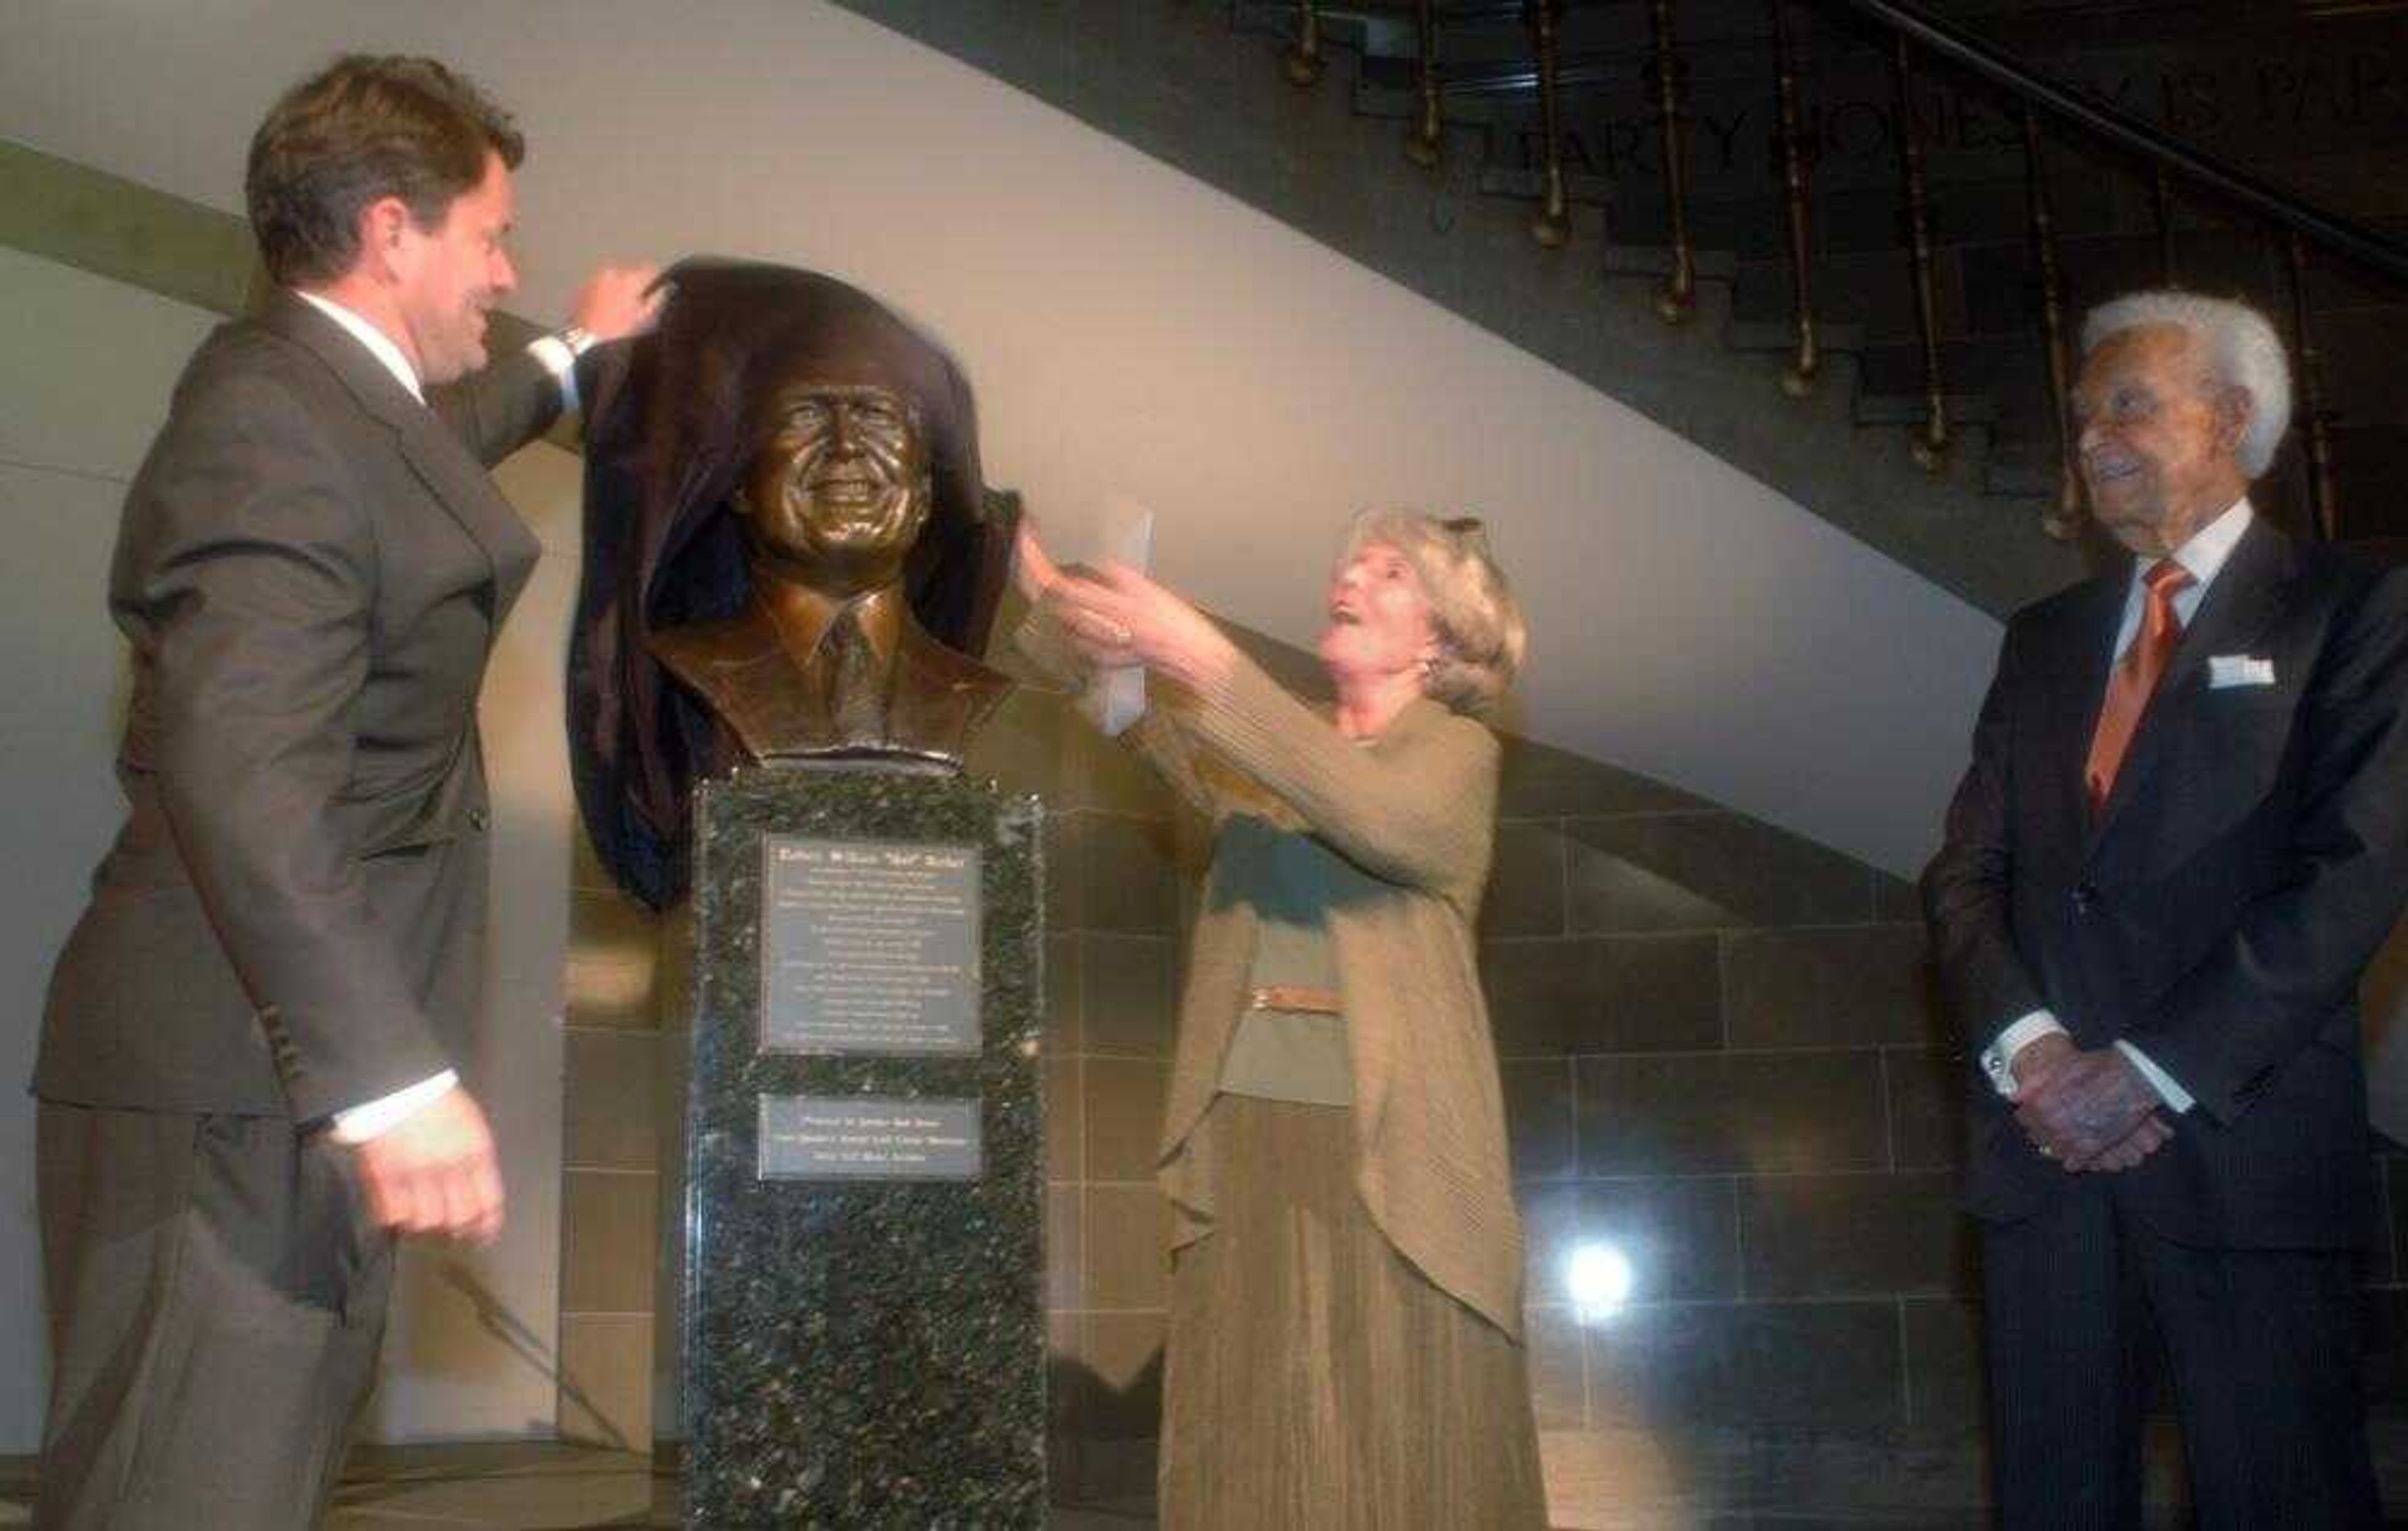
[556,829,671,1448]
[1000,680,1193,1507]
[550,654,2408,1522]
[1480,740,1983,1524]
[1488,739,2408,1525]
[13,126,2401,1512]
[993,648,1983,1513]
[547,668,1200,1492]
[542,665,1993,1505]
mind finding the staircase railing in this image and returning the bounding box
[1260,0,2408,547]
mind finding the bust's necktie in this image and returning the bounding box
[2084,558,2194,811]
[821,613,882,744]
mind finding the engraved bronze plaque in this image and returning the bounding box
[759,835,981,1055]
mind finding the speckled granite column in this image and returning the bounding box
[681,764,1045,1527]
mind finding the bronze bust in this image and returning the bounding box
[568,261,1018,907]
[648,377,1013,764]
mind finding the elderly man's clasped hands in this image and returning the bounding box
[2009,1032,2175,1172]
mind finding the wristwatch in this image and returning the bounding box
[556,324,598,358]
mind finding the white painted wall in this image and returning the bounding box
[0,0,2005,882]
[0,248,579,1450]
[372,441,581,1443]
[0,251,216,1458]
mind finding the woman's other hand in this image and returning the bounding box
[1014,517,1064,605]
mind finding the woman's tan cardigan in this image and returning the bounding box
[1026,618,1526,1338]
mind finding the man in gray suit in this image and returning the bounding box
[31,55,659,1527]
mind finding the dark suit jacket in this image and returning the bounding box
[36,292,561,1124]
[1924,518,2408,1250]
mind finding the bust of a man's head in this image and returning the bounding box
[569,261,1019,908]
[737,381,932,597]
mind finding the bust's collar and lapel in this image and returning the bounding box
[752,581,909,673]
[650,589,1011,765]
[256,290,537,621]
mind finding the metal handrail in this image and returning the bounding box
[1351,0,2408,284]
[1825,0,2408,283]
[1251,0,2403,532]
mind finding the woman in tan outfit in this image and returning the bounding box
[1020,512,1545,1528]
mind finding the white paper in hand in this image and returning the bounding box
[1080,494,1153,737]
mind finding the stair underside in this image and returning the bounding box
[831,0,2092,616]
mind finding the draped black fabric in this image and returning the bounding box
[568,260,1016,908]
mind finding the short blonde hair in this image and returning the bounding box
[1338,510,1528,715]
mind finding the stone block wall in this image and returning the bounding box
[549,653,2408,1523]
[554,832,670,1449]
[1480,739,1982,1523]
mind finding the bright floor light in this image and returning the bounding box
[1562,1240,1635,1323]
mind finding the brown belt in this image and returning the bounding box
[1245,985,1343,1016]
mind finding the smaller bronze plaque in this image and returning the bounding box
[758,1095,984,1181]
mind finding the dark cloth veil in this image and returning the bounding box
[568,259,1016,908]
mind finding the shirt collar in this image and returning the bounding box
[2150,496,2253,592]
[293,288,424,404]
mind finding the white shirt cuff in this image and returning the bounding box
[526,335,581,414]
[330,1070,459,1144]
[2113,1040,2195,1113]
[1981,1011,2067,1099]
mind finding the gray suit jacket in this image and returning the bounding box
[36,292,561,1123]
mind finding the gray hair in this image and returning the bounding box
[2080,290,2293,476]
[1338,510,1528,715]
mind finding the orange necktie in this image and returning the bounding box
[2084,559,2194,811]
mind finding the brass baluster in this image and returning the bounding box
[1770,0,1817,392]
[2023,108,2081,539]
[2153,164,2179,287]
[1408,0,1444,167]
[1650,0,1697,320]
[1526,0,1571,246]
[1894,34,1949,470]
[2287,233,2338,540]
[1285,0,1326,87]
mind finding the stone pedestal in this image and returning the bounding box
[680,764,1045,1527]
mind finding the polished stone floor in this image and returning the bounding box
[0,1444,1148,1530]
[4,1435,2408,1528]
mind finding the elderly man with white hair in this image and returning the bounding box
[1925,290,2408,1528]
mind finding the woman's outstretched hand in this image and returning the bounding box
[1017,516,1140,673]
[1023,524,1234,694]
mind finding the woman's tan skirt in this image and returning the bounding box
[1158,1093,1549,1529]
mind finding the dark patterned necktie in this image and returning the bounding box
[821,613,881,744]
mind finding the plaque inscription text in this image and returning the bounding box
[760,835,982,1055]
